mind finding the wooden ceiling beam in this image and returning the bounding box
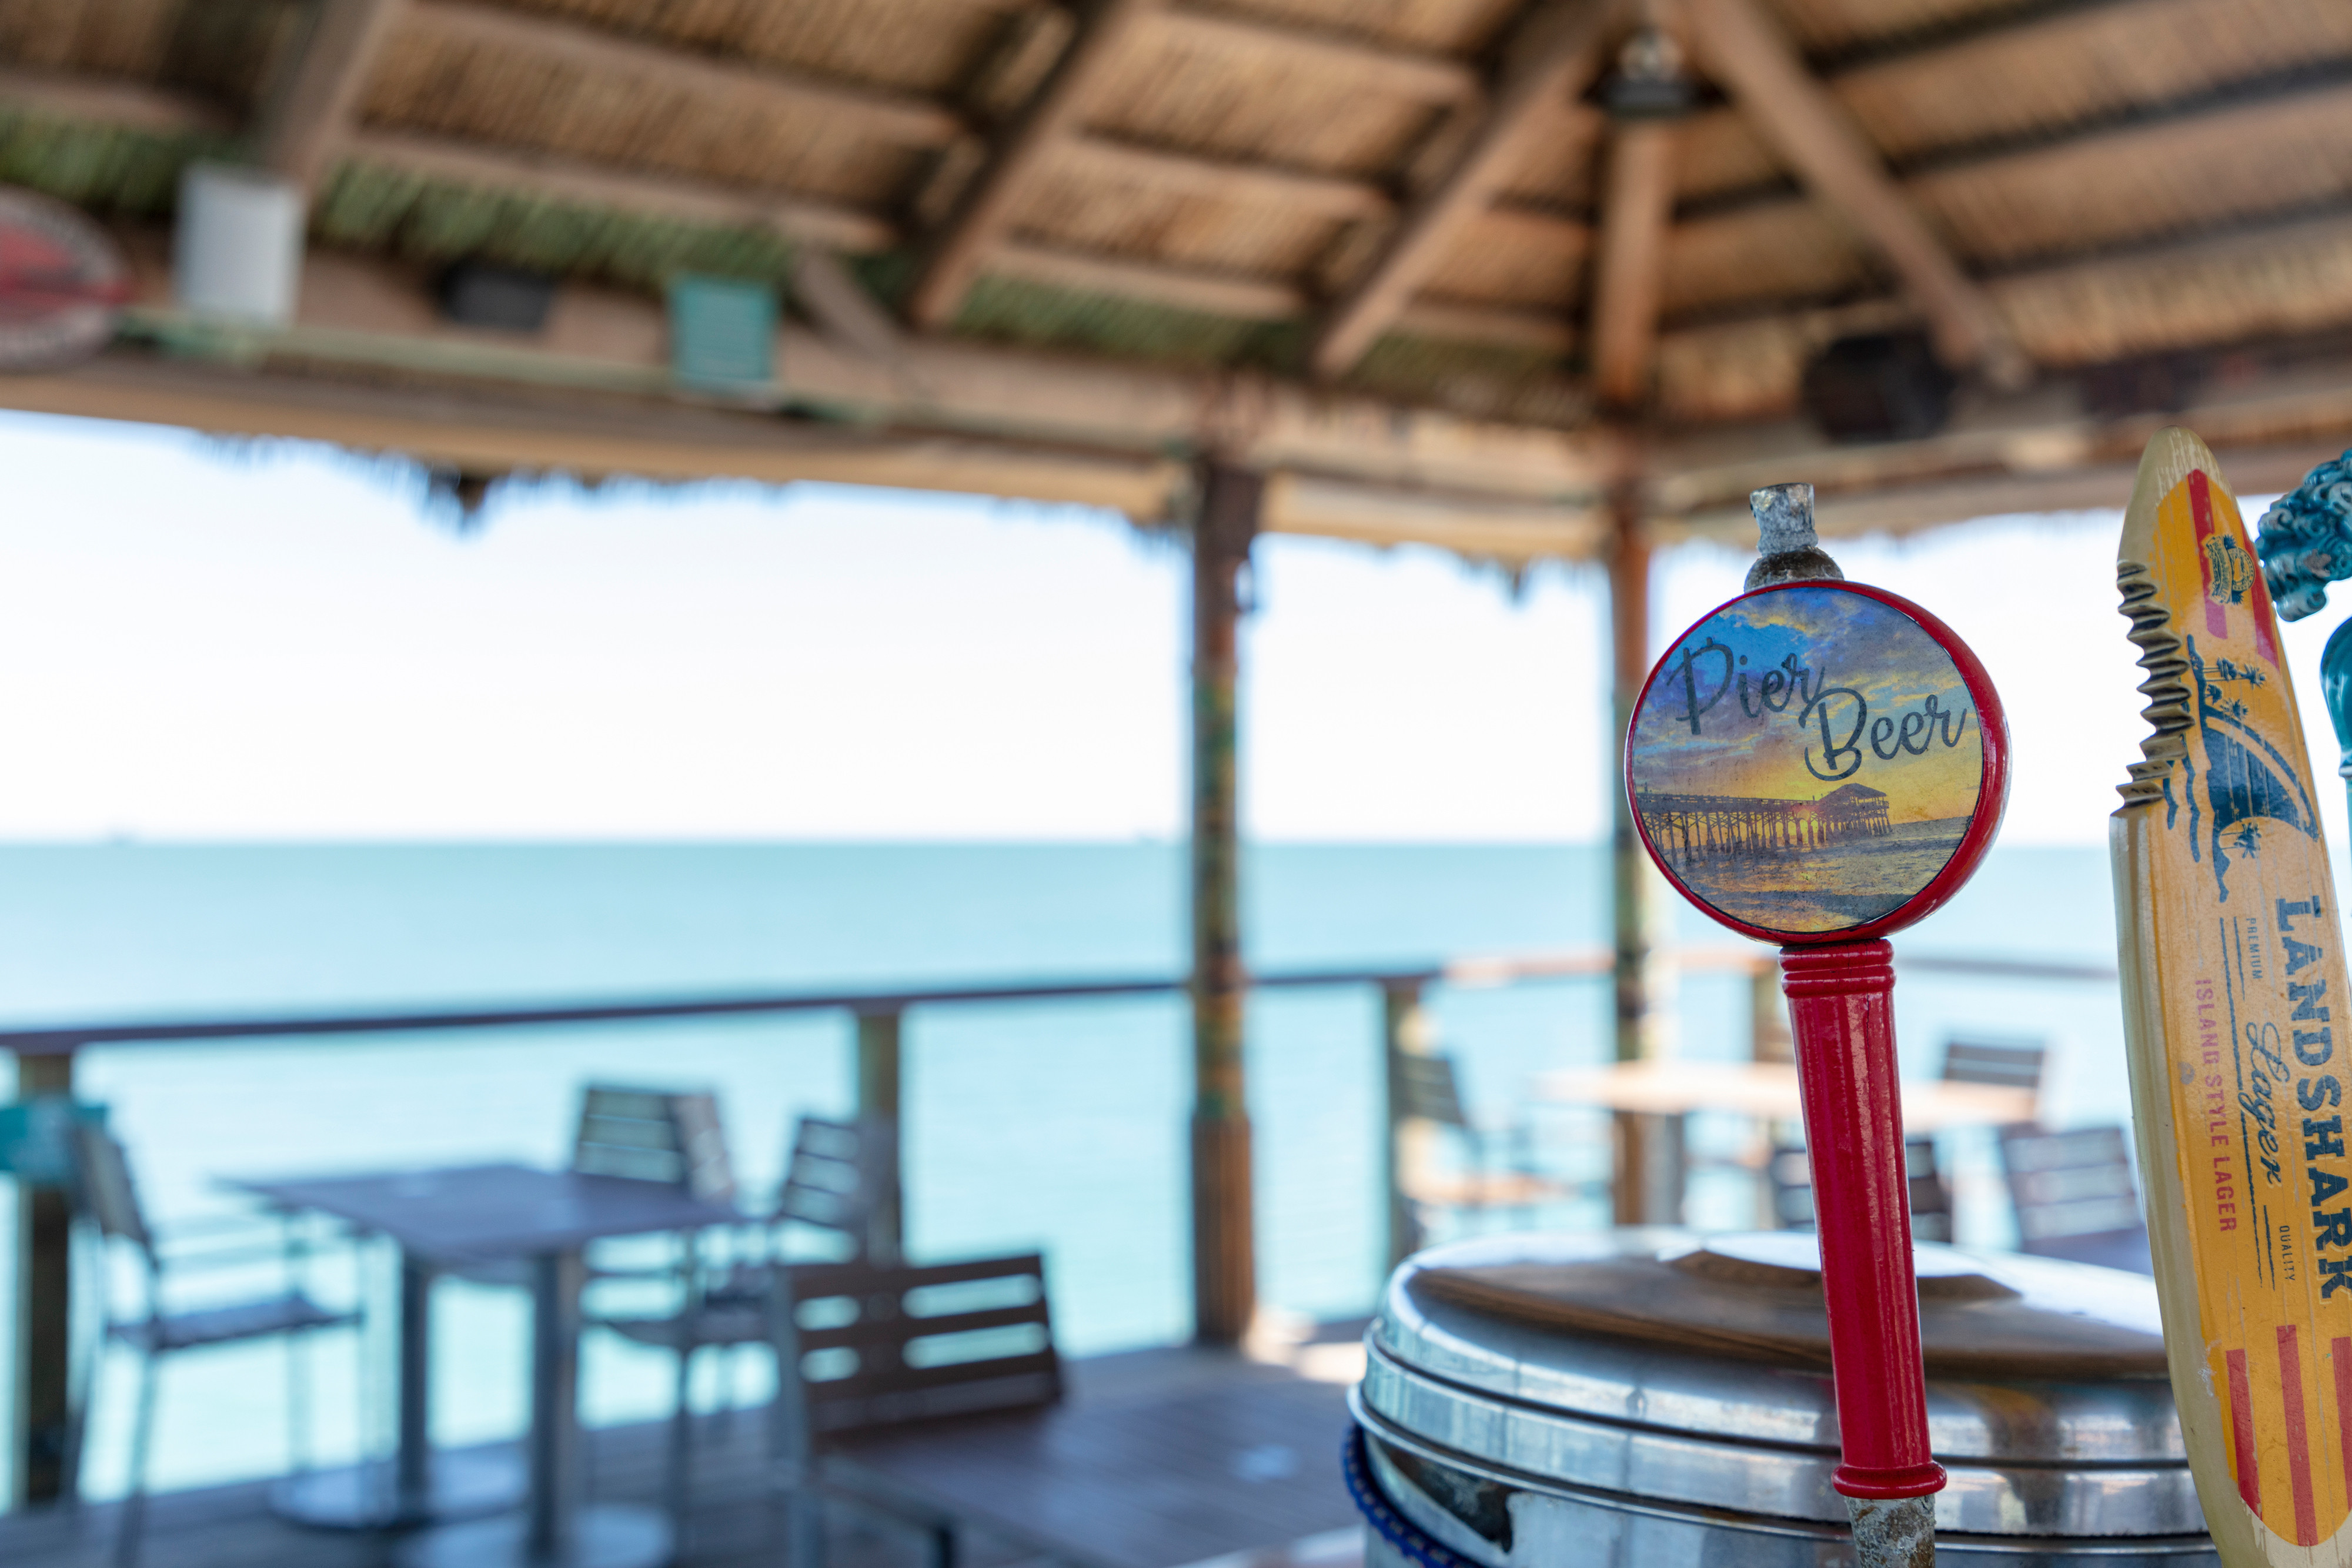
[254,0,409,189]
[347,131,898,251]
[1308,0,1621,380]
[1589,118,1678,410]
[98,243,1608,502]
[987,241,1581,352]
[1685,0,2029,386]
[904,0,1165,331]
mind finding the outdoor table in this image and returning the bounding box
[1535,1058,2036,1132]
[1535,1059,2037,1226]
[232,1162,739,1568]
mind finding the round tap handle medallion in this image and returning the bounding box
[1626,580,2010,945]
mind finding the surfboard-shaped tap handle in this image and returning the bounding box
[2113,427,2352,1566]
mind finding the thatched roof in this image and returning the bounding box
[0,0,2349,555]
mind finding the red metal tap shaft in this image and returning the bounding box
[1781,939,1946,1500]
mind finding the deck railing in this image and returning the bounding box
[0,943,2116,1507]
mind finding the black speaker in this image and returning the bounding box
[1799,331,1956,443]
[437,260,556,332]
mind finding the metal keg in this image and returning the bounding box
[1348,1228,2213,1565]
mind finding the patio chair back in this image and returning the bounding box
[773,1116,893,1241]
[773,1252,1060,1446]
[573,1083,736,1203]
[1999,1124,2146,1255]
[1942,1038,2048,1095]
[1770,1136,1952,1242]
[1394,1052,1471,1131]
[70,1124,155,1257]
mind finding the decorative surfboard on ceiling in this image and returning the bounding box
[2113,427,2352,1566]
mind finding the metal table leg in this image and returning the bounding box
[397,1249,671,1568]
[274,1249,522,1532]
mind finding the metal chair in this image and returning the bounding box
[1942,1038,2049,1105]
[771,1251,1060,1568]
[1393,1051,1573,1248]
[65,1125,359,1568]
[452,1082,738,1292]
[1998,1124,2152,1274]
[594,1115,894,1531]
[1768,1136,1953,1242]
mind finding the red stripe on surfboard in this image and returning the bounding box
[2338,1336,2352,1503]
[2280,1326,2318,1544]
[2231,1347,2263,1516]
[2190,470,2229,641]
[2246,519,2282,667]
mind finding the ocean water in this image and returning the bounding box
[0,841,2132,1502]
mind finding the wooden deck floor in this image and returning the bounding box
[0,1342,1367,1568]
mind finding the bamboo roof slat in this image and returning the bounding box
[0,0,189,79]
[1191,0,1528,56]
[1670,0,2352,210]
[1085,15,1451,176]
[987,242,1308,319]
[1419,203,1592,305]
[1655,209,2352,422]
[1008,176,1351,278]
[1661,198,1871,317]
[1057,135,1395,219]
[1486,96,1605,212]
[1830,0,2352,168]
[1671,107,1787,205]
[1993,212,2352,369]
[1760,0,2024,58]
[342,129,898,251]
[470,0,1010,96]
[1906,82,2352,268]
[395,1,968,148]
[365,14,938,208]
[1151,6,1482,104]
[1661,76,2352,320]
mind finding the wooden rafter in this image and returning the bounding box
[905,0,1164,332]
[93,243,1612,500]
[1685,0,2029,386]
[255,0,408,190]
[1308,0,1621,381]
[988,242,1580,352]
[1589,118,1678,410]
[349,130,897,251]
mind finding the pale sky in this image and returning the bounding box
[0,408,2338,846]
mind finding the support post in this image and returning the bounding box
[1608,479,1680,1225]
[1381,980,1435,1271]
[12,1050,73,1507]
[854,1008,904,1263]
[1191,460,1260,1345]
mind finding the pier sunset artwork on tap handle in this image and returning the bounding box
[1629,582,2001,941]
[1625,484,2010,1568]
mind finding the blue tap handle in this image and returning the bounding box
[2255,449,2352,622]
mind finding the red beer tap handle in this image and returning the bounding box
[1782,939,1945,1500]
